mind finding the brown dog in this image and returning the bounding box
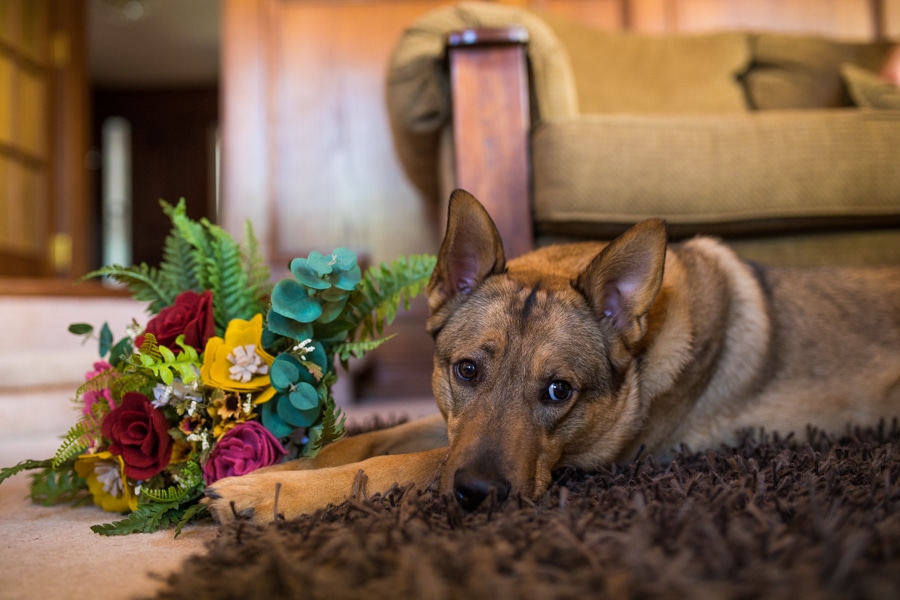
[206,189,900,523]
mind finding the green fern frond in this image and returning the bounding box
[141,461,204,504]
[333,335,395,365]
[81,263,177,315]
[345,254,436,341]
[241,219,272,305]
[174,501,209,538]
[90,496,200,536]
[164,200,216,291]
[160,212,202,294]
[52,422,95,467]
[75,368,119,400]
[303,392,345,458]
[0,459,53,485]
[206,223,258,331]
[29,464,89,507]
[138,332,164,362]
[110,372,154,399]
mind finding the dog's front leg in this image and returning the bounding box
[205,447,448,525]
[255,412,448,474]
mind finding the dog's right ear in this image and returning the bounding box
[427,189,506,313]
[577,219,667,348]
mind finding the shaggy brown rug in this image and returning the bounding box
[155,421,900,600]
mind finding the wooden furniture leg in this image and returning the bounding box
[447,27,533,259]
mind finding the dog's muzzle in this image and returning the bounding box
[452,463,511,512]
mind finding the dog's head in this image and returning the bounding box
[427,190,668,511]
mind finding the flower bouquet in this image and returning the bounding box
[0,200,435,536]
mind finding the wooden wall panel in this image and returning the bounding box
[222,0,445,270]
[671,0,879,38]
[529,0,626,29]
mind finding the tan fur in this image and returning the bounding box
[206,190,900,525]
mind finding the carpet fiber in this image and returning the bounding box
[156,422,900,600]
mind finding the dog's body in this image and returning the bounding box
[207,190,900,523]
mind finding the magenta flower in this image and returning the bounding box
[203,421,286,484]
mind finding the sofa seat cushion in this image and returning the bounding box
[532,110,900,238]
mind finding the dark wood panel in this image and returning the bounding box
[92,87,218,268]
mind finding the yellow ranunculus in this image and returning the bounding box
[201,314,277,403]
[74,452,138,513]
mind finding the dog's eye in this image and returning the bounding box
[454,360,478,382]
[545,380,573,403]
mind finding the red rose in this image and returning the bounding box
[203,421,286,484]
[136,290,215,353]
[102,392,174,480]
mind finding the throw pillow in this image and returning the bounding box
[841,62,900,109]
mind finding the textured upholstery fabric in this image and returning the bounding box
[743,33,894,109]
[539,12,749,114]
[532,110,900,232]
[384,2,900,266]
[841,63,900,109]
[385,1,577,200]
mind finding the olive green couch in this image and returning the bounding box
[386,1,900,266]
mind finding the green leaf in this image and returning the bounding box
[108,337,134,368]
[99,323,113,358]
[68,323,93,336]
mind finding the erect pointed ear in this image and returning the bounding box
[427,189,506,313]
[577,219,667,346]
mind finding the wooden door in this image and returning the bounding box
[0,0,89,279]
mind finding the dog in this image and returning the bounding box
[206,189,900,523]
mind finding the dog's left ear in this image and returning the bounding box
[427,189,506,313]
[578,219,667,346]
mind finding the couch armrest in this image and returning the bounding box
[447,27,533,258]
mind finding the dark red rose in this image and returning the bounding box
[102,392,173,480]
[136,290,215,353]
[203,421,286,484]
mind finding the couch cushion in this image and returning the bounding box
[841,63,900,109]
[744,33,894,109]
[532,110,900,238]
[540,13,749,114]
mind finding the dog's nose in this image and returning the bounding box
[452,465,511,512]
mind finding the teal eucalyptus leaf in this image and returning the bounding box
[270,355,301,391]
[288,382,318,410]
[290,257,330,290]
[276,395,320,428]
[265,312,314,342]
[261,401,295,438]
[271,279,322,322]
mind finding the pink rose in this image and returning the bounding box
[203,421,286,484]
[136,290,216,353]
[102,392,174,480]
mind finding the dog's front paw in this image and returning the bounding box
[203,472,293,526]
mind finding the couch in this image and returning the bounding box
[386,2,900,266]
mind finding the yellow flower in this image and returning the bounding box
[74,452,138,513]
[201,314,277,403]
